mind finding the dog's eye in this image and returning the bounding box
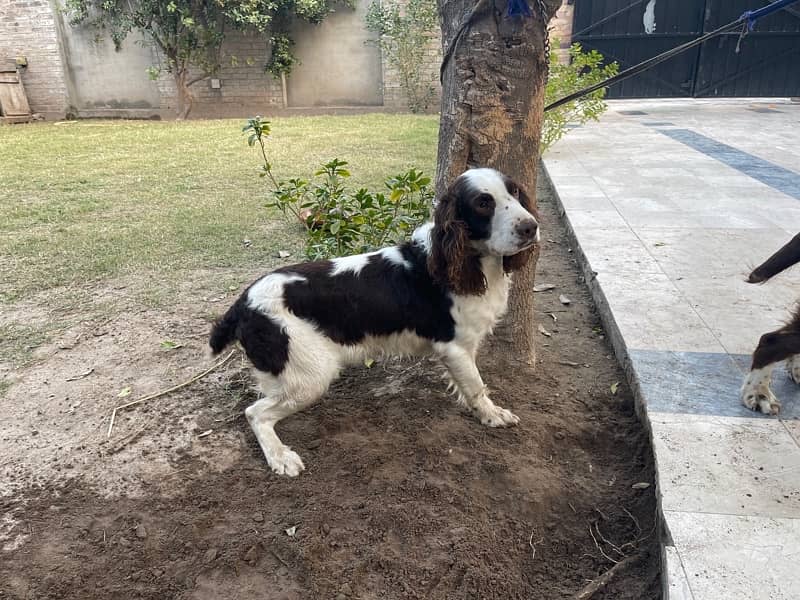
[478,194,492,209]
[508,185,519,199]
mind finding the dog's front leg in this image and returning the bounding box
[437,344,519,427]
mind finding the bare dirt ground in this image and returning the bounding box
[0,180,661,599]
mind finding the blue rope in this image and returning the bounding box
[741,0,798,31]
[507,0,532,18]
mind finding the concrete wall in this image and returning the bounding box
[0,1,574,119]
[287,0,383,107]
[0,0,70,119]
[57,16,162,117]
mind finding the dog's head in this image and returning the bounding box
[428,168,539,295]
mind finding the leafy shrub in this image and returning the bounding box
[365,0,438,113]
[542,43,619,152]
[243,117,433,259]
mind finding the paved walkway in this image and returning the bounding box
[544,98,800,600]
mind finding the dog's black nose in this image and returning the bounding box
[515,219,538,242]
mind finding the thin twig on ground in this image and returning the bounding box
[269,548,292,570]
[529,530,544,561]
[593,522,625,558]
[622,506,642,536]
[107,424,149,455]
[66,367,94,382]
[593,507,609,522]
[588,524,618,564]
[572,553,643,599]
[106,349,237,438]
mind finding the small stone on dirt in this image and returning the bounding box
[278,251,291,258]
[308,439,322,449]
[322,523,331,535]
[243,545,258,563]
[533,283,556,292]
[135,524,147,539]
[253,512,264,523]
[203,548,218,563]
[632,482,651,490]
[340,583,352,595]
[554,431,565,440]
[559,294,572,305]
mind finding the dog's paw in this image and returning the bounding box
[267,447,306,477]
[741,386,781,415]
[788,356,800,385]
[479,404,520,427]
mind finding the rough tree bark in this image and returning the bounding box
[436,0,561,366]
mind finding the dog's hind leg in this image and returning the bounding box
[245,369,332,476]
[437,344,519,427]
[246,333,340,475]
[742,310,800,415]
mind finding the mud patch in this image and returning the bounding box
[0,182,661,598]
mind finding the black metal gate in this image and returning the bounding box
[572,0,800,98]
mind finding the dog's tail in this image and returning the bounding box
[209,299,242,355]
[748,233,800,284]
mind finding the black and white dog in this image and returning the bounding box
[741,233,800,415]
[210,168,539,476]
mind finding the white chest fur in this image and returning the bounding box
[450,256,510,350]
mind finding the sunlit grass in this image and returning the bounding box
[0,114,439,303]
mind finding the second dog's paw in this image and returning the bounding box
[788,356,800,385]
[741,387,781,415]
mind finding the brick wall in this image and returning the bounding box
[0,0,69,118]
[156,31,285,119]
[381,31,442,112]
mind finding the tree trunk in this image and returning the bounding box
[436,0,561,366]
[174,69,194,120]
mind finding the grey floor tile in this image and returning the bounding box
[666,511,800,600]
[570,227,662,275]
[599,272,723,352]
[652,413,800,517]
[636,228,792,279]
[630,350,759,418]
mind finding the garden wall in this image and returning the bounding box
[0,0,573,119]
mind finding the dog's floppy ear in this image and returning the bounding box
[503,182,538,273]
[428,191,486,295]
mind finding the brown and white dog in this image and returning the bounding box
[741,232,800,415]
[210,168,539,476]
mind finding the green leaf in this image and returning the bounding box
[118,387,132,398]
[610,382,619,395]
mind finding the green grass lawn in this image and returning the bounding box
[0,114,439,305]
